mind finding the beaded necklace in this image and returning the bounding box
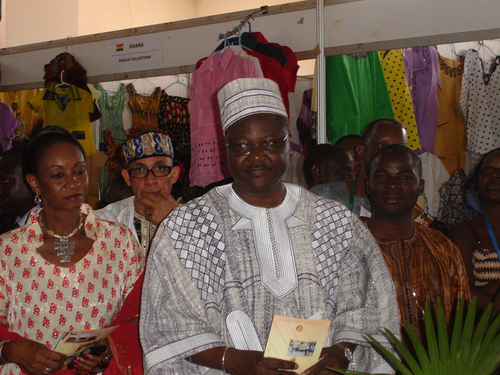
[38,210,84,262]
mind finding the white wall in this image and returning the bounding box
[0,0,6,48]
[0,0,298,48]
[4,0,79,47]
[78,0,197,37]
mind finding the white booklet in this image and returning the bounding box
[264,315,331,373]
[53,326,117,364]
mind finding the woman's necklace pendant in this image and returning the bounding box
[54,235,74,262]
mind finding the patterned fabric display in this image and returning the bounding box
[379,49,421,150]
[158,92,191,167]
[459,49,500,155]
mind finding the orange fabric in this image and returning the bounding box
[435,55,467,174]
[126,84,161,127]
[370,222,470,337]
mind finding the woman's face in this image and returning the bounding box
[27,142,88,212]
[477,150,500,203]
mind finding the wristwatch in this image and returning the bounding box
[0,340,11,364]
[338,343,353,362]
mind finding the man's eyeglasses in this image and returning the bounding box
[226,134,289,156]
[128,166,173,179]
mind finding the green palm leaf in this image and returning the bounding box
[333,298,500,375]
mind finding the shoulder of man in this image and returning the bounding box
[310,181,349,203]
[416,223,463,255]
[94,196,135,221]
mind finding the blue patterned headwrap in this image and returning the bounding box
[123,132,174,165]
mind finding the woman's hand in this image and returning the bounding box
[71,339,113,374]
[2,339,66,375]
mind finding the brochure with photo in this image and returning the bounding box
[53,326,117,365]
[264,315,331,373]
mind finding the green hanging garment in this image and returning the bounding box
[326,52,394,144]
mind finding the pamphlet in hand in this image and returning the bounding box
[264,315,331,373]
[53,326,117,364]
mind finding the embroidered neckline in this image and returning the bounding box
[438,55,464,78]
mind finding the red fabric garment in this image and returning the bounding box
[244,32,299,117]
[0,273,144,375]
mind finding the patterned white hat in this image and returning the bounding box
[217,78,287,132]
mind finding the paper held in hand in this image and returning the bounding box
[264,315,331,373]
[53,326,117,364]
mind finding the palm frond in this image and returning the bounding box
[331,297,500,375]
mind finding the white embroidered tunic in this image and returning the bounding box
[140,184,399,374]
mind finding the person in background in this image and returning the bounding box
[312,118,407,217]
[364,144,470,338]
[0,131,145,375]
[96,175,133,209]
[335,134,362,179]
[448,148,500,317]
[95,131,181,255]
[302,144,354,190]
[140,78,399,375]
[0,143,36,234]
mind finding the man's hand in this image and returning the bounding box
[189,347,299,375]
[139,191,178,225]
[2,339,66,375]
[301,344,354,375]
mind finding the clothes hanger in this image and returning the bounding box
[12,121,30,141]
[163,75,190,91]
[477,40,496,59]
[55,70,70,89]
[214,6,268,56]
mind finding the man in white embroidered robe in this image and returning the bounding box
[140,78,400,375]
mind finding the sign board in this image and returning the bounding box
[109,34,163,73]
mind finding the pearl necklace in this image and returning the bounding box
[39,210,84,263]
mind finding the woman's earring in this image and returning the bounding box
[34,195,42,206]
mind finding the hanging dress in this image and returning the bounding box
[126,83,162,127]
[378,49,421,150]
[459,49,500,166]
[325,52,394,144]
[404,46,441,154]
[94,83,127,145]
[435,54,467,174]
[158,91,191,169]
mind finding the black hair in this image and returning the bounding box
[1,142,28,166]
[335,134,362,146]
[22,131,85,177]
[302,144,347,186]
[470,148,500,190]
[367,143,422,178]
[361,118,405,146]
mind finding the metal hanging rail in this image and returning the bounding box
[218,6,270,40]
